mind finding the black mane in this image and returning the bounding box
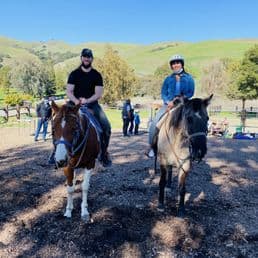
[170,98,204,128]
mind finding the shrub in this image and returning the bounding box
[4,93,31,106]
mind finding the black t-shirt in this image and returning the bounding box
[67,67,103,99]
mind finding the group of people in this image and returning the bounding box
[121,99,140,136]
[35,48,195,167]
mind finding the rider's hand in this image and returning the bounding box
[167,101,174,109]
[79,98,88,104]
[74,99,81,105]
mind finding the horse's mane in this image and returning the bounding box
[170,103,184,129]
[56,102,79,117]
[170,98,204,129]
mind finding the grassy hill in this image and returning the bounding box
[1,36,257,75]
[0,35,258,95]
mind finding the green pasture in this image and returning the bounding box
[0,107,151,130]
[1,105,258,137]
[105,108,150,130]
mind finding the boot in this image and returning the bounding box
[100,151,112,167]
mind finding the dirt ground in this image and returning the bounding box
[0,126,258,258]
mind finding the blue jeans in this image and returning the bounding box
[35,118,48,141]
[148,105,167,145]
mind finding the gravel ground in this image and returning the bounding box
[0,126,258,257]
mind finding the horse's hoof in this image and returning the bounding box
[157,203,165,212]
[64,211,72,218]
[81,214,90,222]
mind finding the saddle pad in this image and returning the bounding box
[79,106,102,142]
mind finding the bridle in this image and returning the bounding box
[53,113,91,168]
[163,106,208,169]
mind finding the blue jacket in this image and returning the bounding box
[161,72,195,104]
[134,113,140,125]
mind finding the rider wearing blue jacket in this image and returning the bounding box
[147,54,195,157]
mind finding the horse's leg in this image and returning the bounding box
[63,167,75,218]
[154,156,158,174]
[177,164,189,217]
[165,165,172,192]
[81,168,92,221]
[158,164,167,211]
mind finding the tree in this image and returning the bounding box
[137,75,160,99]
[8,55,56,97]
[201,59,229,96]
[55,68,67,92]
[226,44,258,130]
[154,63,171,79]
[39,59,56,97]
[95,46,137,104]
[0,66,11,93]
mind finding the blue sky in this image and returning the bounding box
[1,0,258,44]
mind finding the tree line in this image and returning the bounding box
[0,44,257,106]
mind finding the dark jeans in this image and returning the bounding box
[87,103,111,154]
[122,118,130,136]
[134,124,139,135]
[35,118,48,140]
[129,119,134,134]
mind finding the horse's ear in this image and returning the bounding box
[203,94,213,106]
[51,101,59,113]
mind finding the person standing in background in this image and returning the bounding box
[134,110,140,135]
[122,99,132,137]
[34,97,52,142]
[128,107,134,135]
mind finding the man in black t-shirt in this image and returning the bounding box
[66,48,112,167]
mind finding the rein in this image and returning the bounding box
[70,120,90,169]
[163,108,207,171]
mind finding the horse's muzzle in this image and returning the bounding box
[56,159,67,168]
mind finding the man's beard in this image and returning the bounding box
[81,62,92,69]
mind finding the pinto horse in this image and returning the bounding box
[156,95,212,216]
[51,101,100,221]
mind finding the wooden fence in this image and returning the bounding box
[0,101,32,122]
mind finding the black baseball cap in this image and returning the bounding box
[81,48,93,58]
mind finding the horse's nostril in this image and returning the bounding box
[57,160,67,167]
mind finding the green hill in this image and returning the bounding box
[0,36,257,77]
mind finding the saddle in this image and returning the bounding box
[79,106,102,142]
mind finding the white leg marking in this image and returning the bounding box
[81,169,92,219]
[64,185,75,218]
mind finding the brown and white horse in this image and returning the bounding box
[51,101,100,221]
[156,95,212,216]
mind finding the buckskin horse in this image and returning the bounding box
[51,101,100,221]
[156,95,212,216]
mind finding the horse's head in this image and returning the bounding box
[51,101,81,167]
[183,95,212,161]
[171,95,212,162]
